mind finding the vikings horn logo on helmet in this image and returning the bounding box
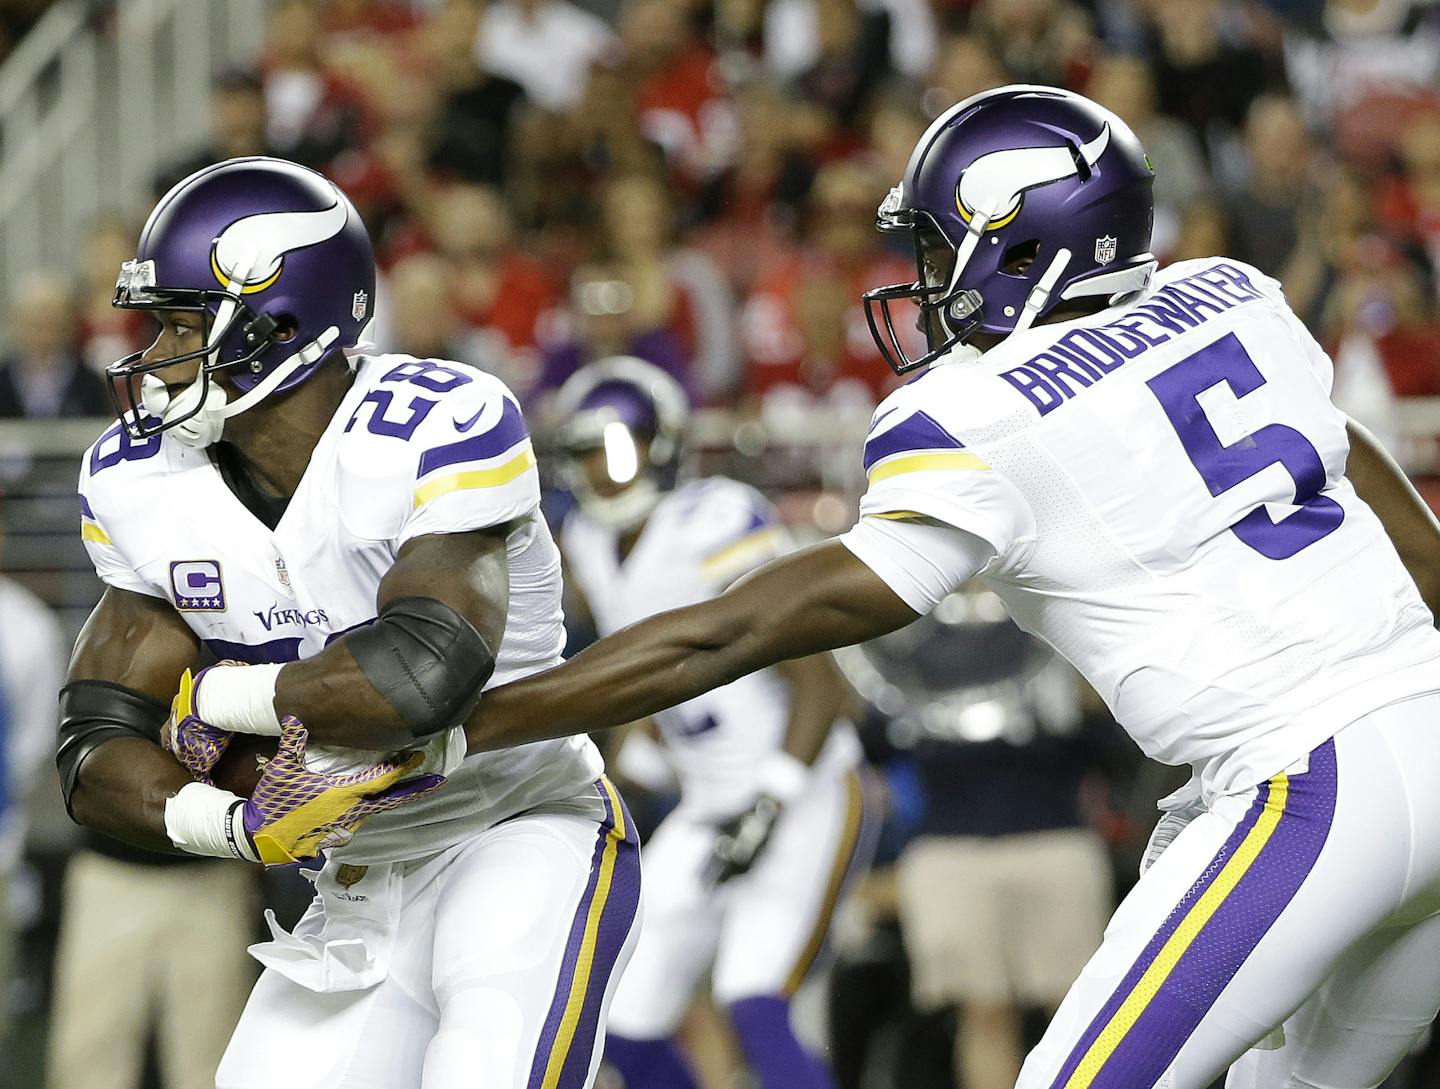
[954,124,1110,230]
[210,199,350,294]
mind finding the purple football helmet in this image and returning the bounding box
[108,156,376,446]
[864,85,1157,373]
[553,357,690,532]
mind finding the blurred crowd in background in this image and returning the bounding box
[5,0,1440,439]
[3,0,1440,1088]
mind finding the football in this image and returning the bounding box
[210,735,278,797]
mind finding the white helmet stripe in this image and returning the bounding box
[955,124,1109,225]
[212,198,349,287]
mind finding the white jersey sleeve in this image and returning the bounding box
[77,426,167,599]
[401,391,539,544]
[334,358,540,548]
[856,393,1035,556]
[689,480,794,591]
[839,515,995,614]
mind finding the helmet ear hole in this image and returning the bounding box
[1001,239,1041,275]
[273,315,299,343]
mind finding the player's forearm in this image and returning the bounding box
[1346,418,1440,612]
[275,646,415,750]
[69,737,192,854]
[465,541,915,753]
[271,533,507,751]
[466,597,762,753]
[775,653,850,766]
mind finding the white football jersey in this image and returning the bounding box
[564,477,857,816]
[849,258,1440,801]
[78,353,602,864]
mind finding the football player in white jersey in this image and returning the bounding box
[59,157,640,1089]
[550,357,868,1089]
[463,87,1440,1089]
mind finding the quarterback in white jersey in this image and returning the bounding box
[468,88,1440,1089]
[552,359,867,1089]
[61,159,638,1089]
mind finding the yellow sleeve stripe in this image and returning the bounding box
[81,520,112,546]
[866,450,989,484]
[700,526,786,577]
[412,444,536,509]
[871,510,927,522]
[1062,774,1290,1089]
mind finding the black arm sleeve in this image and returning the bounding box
[56,681,168,819]
[345,596,496,741]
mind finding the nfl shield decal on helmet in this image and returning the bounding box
[1095,235,1118,264]
[352,290,368,321]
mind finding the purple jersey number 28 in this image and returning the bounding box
[1147,332,1343,560]
[345,359,473,440]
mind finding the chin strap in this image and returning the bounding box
[220,326,339,421]
[140,326,340,449]
[1012,247,1073,334]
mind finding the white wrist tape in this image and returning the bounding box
[164,781,258,862]
[759,751,810,805]
[196,664,284,735]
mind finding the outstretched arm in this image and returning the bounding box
[465,540,919,753]
[1345,418,1440,613]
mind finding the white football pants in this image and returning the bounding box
[606,764,870,1040]
[1015,692,1440,1089]
[215,780,641,1089]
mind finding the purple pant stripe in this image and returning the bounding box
[527,780,643,1089]
[1046,780,1272,1089]
[1050,741,1338,1089]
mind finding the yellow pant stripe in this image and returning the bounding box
[1063,774,1291,1089]
[784,770,865,996]
[539,776,628,1089]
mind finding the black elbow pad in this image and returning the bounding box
[57,681,169,819]
[346,596,496,741]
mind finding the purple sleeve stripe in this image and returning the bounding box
[862,410,964,470]
[202,637,303,665]
[868,405,900,434]
[79,496,95,519]
[417,397,529,476]
[738,506,771,536]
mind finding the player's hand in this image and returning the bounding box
[161,666,233,782]
[242,716,447,866]
[703,794,784,885]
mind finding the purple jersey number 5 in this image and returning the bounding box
[1147,332,1343,560]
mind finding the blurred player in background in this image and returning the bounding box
[0,542,65,1055]
[58,156,638,1089]
[552,357,868,1089]
[466,86,1440,1089]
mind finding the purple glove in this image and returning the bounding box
[161,666,233,782]
[242,716,446,865]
